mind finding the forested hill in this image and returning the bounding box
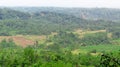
[11,7,120,21]
[0,8,30,19]
[0,7,120,36]
[0,8,87,35]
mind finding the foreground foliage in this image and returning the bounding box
[0,39,119,67]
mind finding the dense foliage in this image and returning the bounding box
[0,7,120,67]
[12,7,120,20]
[0,8,120,37]
[0,38,119,67]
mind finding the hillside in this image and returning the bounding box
[12,7,120,21]
[0,8,120,36]
[0,7,120,67]
[0,8,30,19]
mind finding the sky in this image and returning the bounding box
[0,0,120,8]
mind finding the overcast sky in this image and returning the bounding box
[0,0,120,8]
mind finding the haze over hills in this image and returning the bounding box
[0,0,120,66]
[0,7,120,36]
[11,7,120,21]
[0,7,120,66]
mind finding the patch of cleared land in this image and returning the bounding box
[0,32,57,47]
[73,29,111,38]
[0,35,46,47]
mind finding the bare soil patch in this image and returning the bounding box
[0,35,45,47]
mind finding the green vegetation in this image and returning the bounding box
[0,7,120,67]
[0,39,16,48]
[0,31,119,67]
[0,8,120,36]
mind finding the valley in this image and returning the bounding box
[0,7,120,67]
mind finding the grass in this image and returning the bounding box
[80,44,120,52]
[73,29,106,38]
[72,44,120,55]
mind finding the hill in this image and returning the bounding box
[0,8,30,19]
[0,7,120,67]
[0,8,120,36]
[12,7,120,21]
